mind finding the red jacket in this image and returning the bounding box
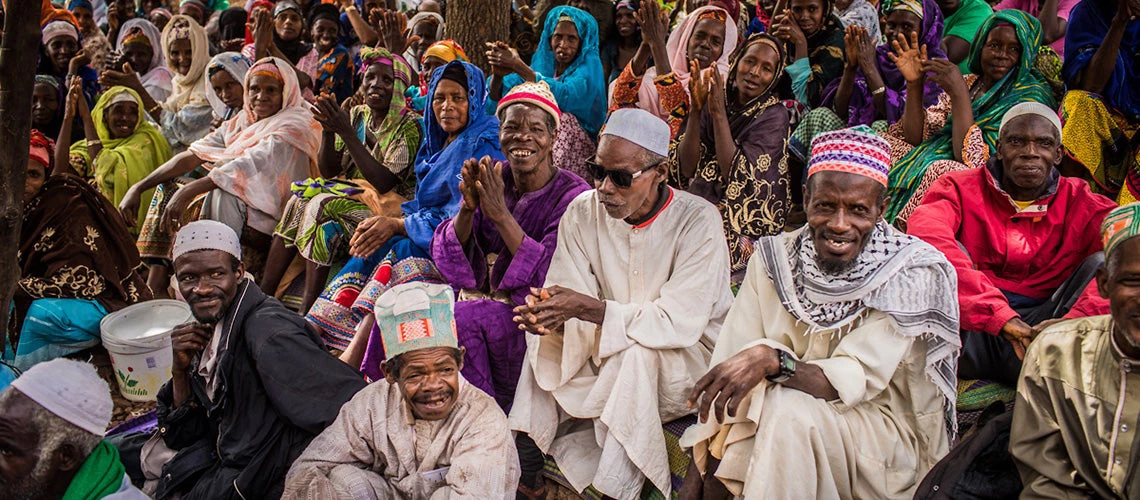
[907,162,1116,335]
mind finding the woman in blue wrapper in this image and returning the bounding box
[307,61,505,348]
[487,5,607,139]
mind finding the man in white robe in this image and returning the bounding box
[678,126,962,499]
[510,108,734,499]
[283,283,520,499]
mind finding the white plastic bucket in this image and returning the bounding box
[100,300,192,402]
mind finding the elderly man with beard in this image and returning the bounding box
[678,126,962,499]
[908,103,1117,386]
[1011,202,1140,498]
[144,220,366,500]
[509,107,734,499]
[283,283,520,499]
[0,359,147,499]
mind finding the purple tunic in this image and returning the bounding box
[430,165,590,409]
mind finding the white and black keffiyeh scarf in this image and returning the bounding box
[757,221,962,438]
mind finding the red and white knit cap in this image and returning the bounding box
[496,80,562,129]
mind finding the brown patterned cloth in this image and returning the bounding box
[16,174,152,332]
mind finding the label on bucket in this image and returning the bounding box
[147,357,156,369]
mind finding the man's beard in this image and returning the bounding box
[0,441,58,500]
[807,225,866,275]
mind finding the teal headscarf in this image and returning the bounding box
[885,10,1055,221]
[496,6,606,137]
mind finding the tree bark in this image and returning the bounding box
[0,0,42,348]
[445,0,510,72]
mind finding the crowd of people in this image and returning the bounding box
[3,0,1140,497]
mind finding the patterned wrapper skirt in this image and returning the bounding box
[1062,90,1140,205]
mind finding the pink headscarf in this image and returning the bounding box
[637,5,738,120]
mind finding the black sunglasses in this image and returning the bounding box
[585,157,662,189]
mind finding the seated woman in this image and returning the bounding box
[487,5,603,180]
[8,130,151,370]
[769,0,846,108]
[884,10,1055,226]
[57,81,172,231]
[113,18,172,103]
[673,33,791,279]
[430,82,589,409]
[69,0,113,73]
[118,57,321,291]
[102,15,215,153]
[611,2,737,138]
[602,0,642,84]
[129,51,252,295]
[204,52,253,125]
[261,47,423,312]
[1060,0,1140,204]
[790,0,946,158]
[32,75,66,142]
[307,3,355,103]
[405,39,468,114]
[404,11,445,74]
[306,61,504,350]
[489,6,607,139]
[243,1,319,88]
[38,20,99,107]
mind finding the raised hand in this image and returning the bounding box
[888,30,928,83]
[474,156,510,222]
[844,25,861,69]
[634,0,668,48]
[706,67,727,119]
[380,10,416,55]
[69,49,91,74]
[921,57,965,96]
[311,93,353,136]
[63,75,84,120]
[853,26,877,74]
[688,60,710,112]
[485,41,524,75]
[458,158,481,212]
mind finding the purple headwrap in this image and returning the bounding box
[820,0,947,126]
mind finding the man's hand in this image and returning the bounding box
[512,286,603,335]
[1001,317,1036,360]
[349,216,403,258]
[171,322,213,375]
[474,156,510,222]
[687,344,780,423]
[458,158,481,212]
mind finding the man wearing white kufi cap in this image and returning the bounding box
[143,221,366,499]
[0,358,147,499]
[508,108,734,499]
[908,101,1118,386]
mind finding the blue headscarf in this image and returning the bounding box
[498,6,606,138]
[402,61,504,251]
[1063,0,1140,120]
[68,0,94,11]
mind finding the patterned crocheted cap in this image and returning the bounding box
[808,125,891,187]
[374,282,458,360]
[497,80,561,129]
[29,129,54,171]
[1102,203,1140,257]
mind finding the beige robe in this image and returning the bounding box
[679,247,950,499]
[1012,315,1140,499]
[282,377,519,499]
[509,189,734,499]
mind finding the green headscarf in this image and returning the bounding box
[885,10,1055,221]
[70,86,173,231]
[61,441,126,500]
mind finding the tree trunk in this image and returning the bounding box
[445,0,510,72]
[0,0,42,348]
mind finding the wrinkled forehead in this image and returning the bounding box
[1000,114,1059,140]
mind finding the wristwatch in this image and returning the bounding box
[766,349,796,383]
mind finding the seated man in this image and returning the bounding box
[509,108,735,499]
[0,359,147,499]
[908,102,1117,386]
[283,283,520,498]
[679,126,961,499]
[146,221,367,499]
[430,81,590,409]
[1011,202,1140,498]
